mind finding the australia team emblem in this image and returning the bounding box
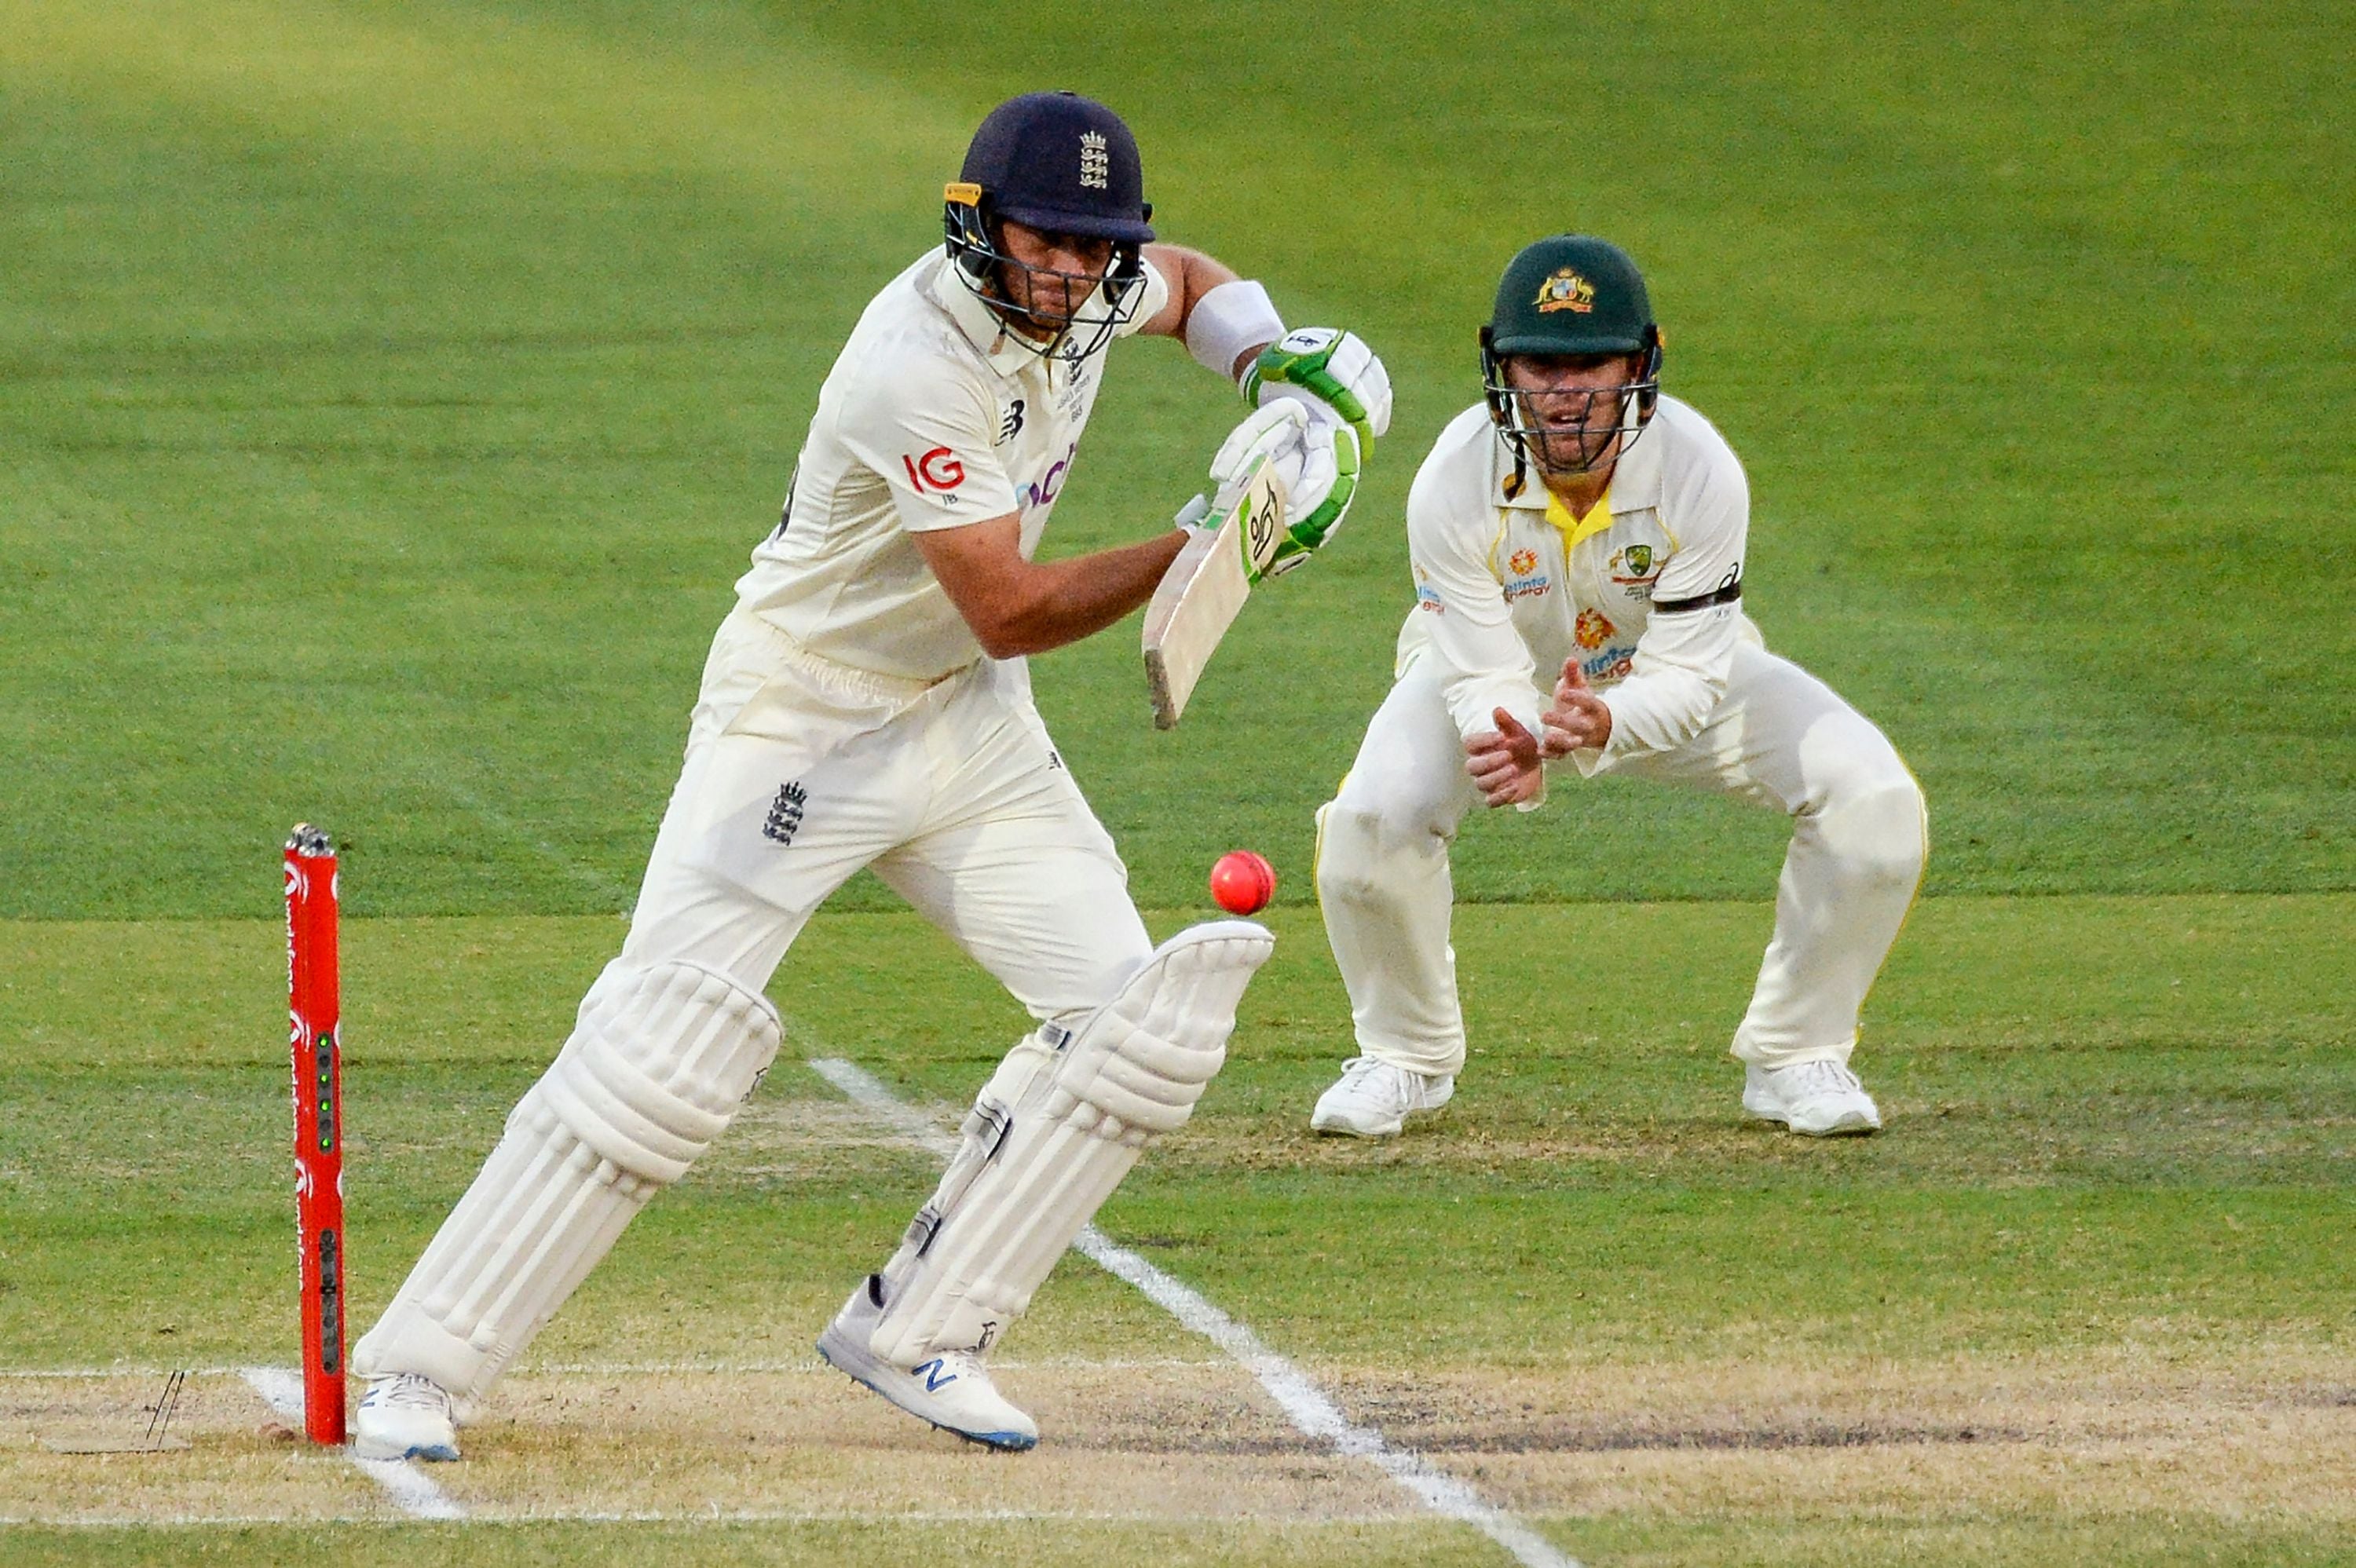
[1534,269,1597,314]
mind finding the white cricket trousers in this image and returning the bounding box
[352,608,1153,1405]
[617,606,1152,1017]
[1315,642,1926,1077]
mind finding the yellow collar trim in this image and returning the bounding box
[1545,487,1615,554]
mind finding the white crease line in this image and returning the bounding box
[516,1355,1222,1373]
[2,1357,1222,1379]
[0,1507,1411,1528]
[0,1365,264,1379]
[807,1055,1582,1568]
[240,1367,466,1522]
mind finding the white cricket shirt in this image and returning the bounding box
[1396,395,1754,772]
[734,247,1170,682]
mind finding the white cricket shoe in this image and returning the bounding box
[1310,1056,1455,1138]
[1743,1059,1882,1136]
[816,1276,1037,1451]
[351,1372,459,1461]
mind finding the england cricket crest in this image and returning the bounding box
[763,782,807,846]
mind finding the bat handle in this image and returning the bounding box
[1171,492,1212,530]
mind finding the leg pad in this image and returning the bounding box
[869,921,1273,1365]
[352,962,781,1412]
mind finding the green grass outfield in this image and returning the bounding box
[4,0,2350,917]
[2,0,2351,1563]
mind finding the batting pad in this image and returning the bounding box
[869,920,1274,1366]
[353,962,781,1413]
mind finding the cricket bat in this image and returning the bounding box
[1142,462,1289,729]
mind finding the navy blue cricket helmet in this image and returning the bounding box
[943,92,1155,360]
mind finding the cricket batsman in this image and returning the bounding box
[349,91,1390,1458]
[1308,235,1924,1140]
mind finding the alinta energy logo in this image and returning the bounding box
[1509,547,1538,576]
[1078,130,1110,190]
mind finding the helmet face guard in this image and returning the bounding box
[1479,236,1664,493]
[1480,325,1663,479]
[944,184,1149,364]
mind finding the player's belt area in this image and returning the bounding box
[741,611,980,704]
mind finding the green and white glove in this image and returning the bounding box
[1241,327,1393,452]
[1206,400,1362,581]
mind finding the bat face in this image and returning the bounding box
[1142,466,1290,729]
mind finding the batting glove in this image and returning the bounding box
[1207,401,1362,580]
[1241,328,1392,451]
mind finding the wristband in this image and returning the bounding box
[1184,279,1285,382]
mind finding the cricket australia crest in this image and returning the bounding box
[1535,268,1597,313]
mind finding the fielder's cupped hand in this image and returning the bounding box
[1542,658,1614,755]
[1465,707,1546,807]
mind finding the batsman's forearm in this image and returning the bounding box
[975,531,1190,658]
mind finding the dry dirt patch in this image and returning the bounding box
[455,1363,1407,1521]
[0,1373,383,1520]
[1332,1348,2356,1522]
[5,1347,2349,1530]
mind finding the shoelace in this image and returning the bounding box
[1339,1057,1436,1107]
[366,1374,447,1412]
[1784,1059,1864,1096]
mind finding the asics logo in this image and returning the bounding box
[914,1358,958,1393]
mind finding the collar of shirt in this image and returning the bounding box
[924,248,1083,379]
[1489,411,1667,517]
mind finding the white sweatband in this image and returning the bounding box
[1185,279,1285,381]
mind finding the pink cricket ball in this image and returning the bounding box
[1209,850,1276,916]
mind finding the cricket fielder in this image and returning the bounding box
[1309,235,1924,1140]
[350,91,1391,1457]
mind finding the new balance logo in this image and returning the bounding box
[763,781,807,846]
[997,398,1025,444]
[914,1358,958,1393]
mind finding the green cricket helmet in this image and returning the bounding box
[1479,235,1664,488]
